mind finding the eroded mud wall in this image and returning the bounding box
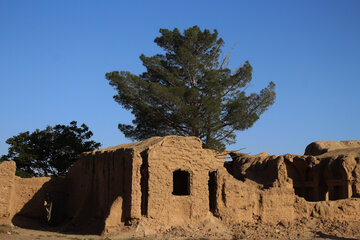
[0,161,65,225]
[144,136,296,226]
[216,171,260,223]
[223,145,360,225]
[0,161,16,224]
[12,174,66,227]
[145,137,223,226]
[216,168,295,225]
[258,187,295,223]
[66,148,135,233]
[227,153,282,187]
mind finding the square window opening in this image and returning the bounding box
[173,170,190,195]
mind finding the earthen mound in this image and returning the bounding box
[305,140,360,156]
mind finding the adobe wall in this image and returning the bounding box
[13,177,65,220]
[0,161,16,224]
[2,137,360,235]
[137,136,295,227]
[66,148,135,233]
[215,170,260,223]
[293,196,360,223]
[317,148,360,199]
[144,136,224,226]
[216,163,295,225]
[226,143,360,224]
[0,161,65,225]
[229,151,347,202]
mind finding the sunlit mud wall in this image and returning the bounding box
[0,161,16,224]
[135,136,295,227]
[141,136,224,226]
[218,153,296,225]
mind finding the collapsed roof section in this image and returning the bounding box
[228,141,360,202]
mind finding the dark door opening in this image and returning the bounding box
[208,171,218,216]
[140,151,149,216]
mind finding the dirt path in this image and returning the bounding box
[1,217,360,240]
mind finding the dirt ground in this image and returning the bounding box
[1,217,360,240]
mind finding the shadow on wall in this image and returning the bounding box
[285,156,352,202]
[63,149,134,234]
[12,177,67,231]
[284,156,322,201]
[11,176,118,235]
[10,148,141,235]
[225,152,355,202]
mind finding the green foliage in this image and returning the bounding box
[0,121,101,177]
[106,26,276,150]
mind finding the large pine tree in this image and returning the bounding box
[106,26,276,150]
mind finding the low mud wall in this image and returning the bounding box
[0,161,66,225]
[216,169,295,225]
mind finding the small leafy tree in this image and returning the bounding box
[106,26,276,150]
[0,121,101,177]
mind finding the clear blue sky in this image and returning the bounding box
[1,0,359,156]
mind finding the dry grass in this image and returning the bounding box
[0,223,19,234]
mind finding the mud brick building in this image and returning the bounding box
[1,136,360,234]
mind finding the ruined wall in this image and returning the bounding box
[317,148,360,199]
[293,195,360,224]
[258,187,295,223]
[216,166,295,225]
[225,142,360,224]
[0,161,16,224]
[228,150,355,202]
[134,136,298,227]
[3,137,360,234]
[13,176,65,222]
[0,161,65,225]
[215,170,260,223]
[227,152,286,187]
[144,136,224,226]
[14,177,54,218]
[65,136,302,230]
[66,148,135,233]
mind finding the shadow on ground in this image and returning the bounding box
[316,231,358,240]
